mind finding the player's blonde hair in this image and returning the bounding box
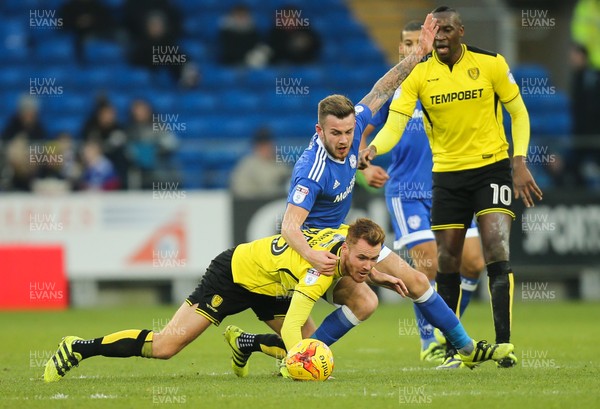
[317,94,354,126]
[346,218,386,247]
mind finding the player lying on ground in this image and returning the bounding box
[43,218,401,382]
[221,220,513,376]
[44,219,511,382]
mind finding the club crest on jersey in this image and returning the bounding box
[304,268,320,285]
[354,105,364,114]
[349,154,357,169]
[293,184,309,204]
[211,295,223,308]
[468,67,480,80]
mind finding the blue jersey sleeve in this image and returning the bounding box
[287,177,322,213]
[354,104,373,135]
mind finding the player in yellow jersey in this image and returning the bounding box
[359,6,543,368]
[43,219,407,382]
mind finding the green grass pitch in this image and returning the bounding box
[1,301,598,409]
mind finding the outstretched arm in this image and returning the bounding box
[358,13,437,115]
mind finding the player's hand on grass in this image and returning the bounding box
[360,165,389,188]
[368,267,408,297]
[358,145,377,170]
[416,13,438,57]
[308,249,339,276]
[512,156,543,208]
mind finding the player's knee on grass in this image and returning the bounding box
[150,332,187,360]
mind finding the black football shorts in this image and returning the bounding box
[186,248,291,326]
[431,159,515,230]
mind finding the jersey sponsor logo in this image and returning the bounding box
[354,105,364,114]
[430,88,484,105]
[426,78,439,82]
[293,184,309,204]
[407,215,422,230]
[271,236,289,255]
[304,268,320,285]
[349,154,357,169]
[468,67,480,80]
[333,175,356,203]
[333,179,340,189]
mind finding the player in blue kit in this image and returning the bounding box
[226,14,513,373]
[360,21,485,363]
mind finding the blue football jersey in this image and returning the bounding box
[369,89,433,200]
[287,104,372,229]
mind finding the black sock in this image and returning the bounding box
[72,329,152,359]
[237,333,286,359]
[487,261,513,343]
[436,272,462,316]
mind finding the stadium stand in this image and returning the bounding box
[0,0,571,190]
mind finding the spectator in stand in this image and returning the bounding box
[124,0,199,88]
[267,6,321,65]
[0,95,47,191]
[82,98,129,189]
[570,0,600,188]
[2,95,46,143]
[60,0,118,63]
[230,127,292,199]
[125,99,179,189]
[79,140,120,191]
[34,132,82,191]
[218,4,269,67]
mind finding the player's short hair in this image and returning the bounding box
[347,218,386,247]
[318,94,355,126]
[431,5,462,25]
[403,20,422,33]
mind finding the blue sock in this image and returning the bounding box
[459,276,480,317]
[414,287,471,350]
[413,280,436,349]
[311,305,360,346]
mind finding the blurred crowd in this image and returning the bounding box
[0,94,180,192]
[0,0,597,193]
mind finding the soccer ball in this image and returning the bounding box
[285,339,334,381]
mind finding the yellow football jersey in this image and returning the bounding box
[391,44,521,172]
[231,227,347,301]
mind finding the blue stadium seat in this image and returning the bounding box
[72,67,114,90]
[201,65,243,89]
[45,116,84,138]
[83,40,125,65]
[177,92,218,113]
[110,67,152,89]
[35,37,75,63]
[180,39,208,62]
[218,90,262,113]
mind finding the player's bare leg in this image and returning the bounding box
[44,302,210,382]
[152,302,212,358]
[478,212,512,343]
[435,228,468,315]
[374,251,431,298]
[477,212,517,367]
[457,236,485,316]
